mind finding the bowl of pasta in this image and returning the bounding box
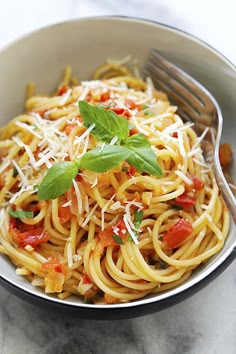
[0,16,235,320]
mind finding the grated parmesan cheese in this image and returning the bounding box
[110,201,125,210]
[62,200,72,207]
[78,86,90,101]
[15,121,42,139]
[123,214,139,245]
[81,203,98,227]
[72,179,83,214]
[109,136,119,145]
[101,194,116,231]
[175,171,193,185]
[191,127,209,151]
[11,160,29,186]
[0,160,10,174]
[60,88,72,106]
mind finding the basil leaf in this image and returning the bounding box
[159,260,168,269]
[79,101,129,143]
[12,167,19,178]
[38,161,80,200]
[112,235,124,245]
[134,209,143,223]
[8,209,34,219]
[144,111,154,117]
[80,145,131,173]
[124,134,162,178]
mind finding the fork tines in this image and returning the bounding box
[143,49,216,129]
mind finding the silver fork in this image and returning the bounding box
[143,49,236,224]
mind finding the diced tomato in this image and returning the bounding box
[98,227,117,247]
[129,128,139,136]
[98,219,127,247]
[126,165,137,176]
[109,106,131,118]
[12,227,49,248]
[100,91,110,102]
[66,188,78,216]
[104,293,119,304]
[75,173,83,182]
[114,219,127,235]
[98,173,110,184]
[184,183,193,194]
[64,123,77,136]
[42,256,66,274]
[58,85,68,96]
[172,132,178,138]
[191,175,205,191]
[85,93,92,102]
[129,204,139,211]
[9,216,17,229]
[124,98,138,110]
[64,116,83,136]
[174,194,195,210]
[219,143,232,166]
[27,202,41,213]
[82,274,92,285]
[163,218,193,249]
[58,201,72,223]
[37,109,48,117]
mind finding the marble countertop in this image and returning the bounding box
[0,1,236,354]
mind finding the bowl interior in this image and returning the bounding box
[0,17,235,310]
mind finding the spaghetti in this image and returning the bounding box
[0,61,229,304]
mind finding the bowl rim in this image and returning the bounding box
[0,15,235,313]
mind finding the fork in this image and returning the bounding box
[143,49,236,224]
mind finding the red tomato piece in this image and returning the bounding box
[58,202,72,223]
[98,219,127,247]
[98,227,117,247]
[64,123,77,136]
[109,106,131,118]
[75,173,83,182]
[58,85,68,96]
[129,128,139,136]
[172,132,178,138]
[100,91,110,102]
[174,194,195,210]
[85,93,92,102]
[126,165,137,176]
[16,228,49,248]
[125,98,138,110]
[9,216,17,229]
[82,274,92,284]
[191,175,205,190]
[163,218,193,249]
[114,219,127,235]
[37,109,48,117]
[42,256,65,274]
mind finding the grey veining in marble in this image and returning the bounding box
[0,1,236,353]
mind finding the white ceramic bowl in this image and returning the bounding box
[0,16,235,319]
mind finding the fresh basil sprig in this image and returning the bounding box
[8,209,34,219]
[124,134,163,178]
[38,161,79,200]
[134,209,143,226]
[79,101,129,144]
[38,101,163,200]
[79,145,131,173]
[112,235,124,245]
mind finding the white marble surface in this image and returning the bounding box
[0,1,236,354]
